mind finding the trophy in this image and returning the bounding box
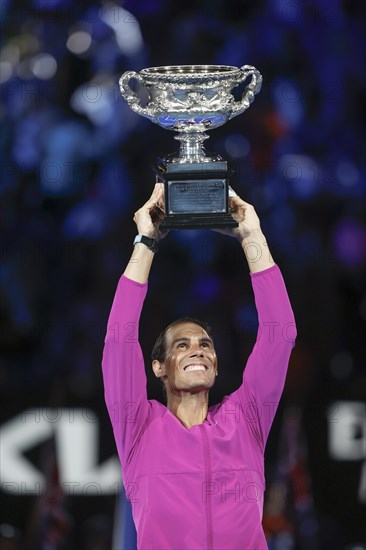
[119,65,262,230]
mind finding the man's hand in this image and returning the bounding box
[214,194,261,243]
[133,183,167,241]
[124,183,167,283]
[214,191,274,272]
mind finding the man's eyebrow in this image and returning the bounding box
[170,338,190,347]
[200,337,213,344]
[171,336,213,346]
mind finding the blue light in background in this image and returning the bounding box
[333,219,366,267]
[263,175,290,205]
[96,159,132,213]
[0,263,33,331]
[100,5,144,55]
[336,161,359,187]
[32,0,66,10]
[270,0,303,24]
[270,205,296,232]
[12,114,44,169]
[0,0,11,20]
[62,200,112,240]
[279,154,319,200]
[44,121,92,159]
[224,134,250,159]
[236,304,258,336]
[273,79,304,129]
[192,274,221,303]
[335,160,364,198]
[70,82,115,126]
[124,0,163,17]
[215,33,249,67]
[40,120,92,196]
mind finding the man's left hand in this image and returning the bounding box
[213,195,262,243]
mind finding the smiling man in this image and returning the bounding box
[102,183,297,549]
[151,319,218,427]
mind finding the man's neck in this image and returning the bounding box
[167,391,209,429]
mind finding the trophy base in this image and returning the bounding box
[154,157,238,231]
[159,212,237,230]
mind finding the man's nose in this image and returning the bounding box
[189,343,204,356]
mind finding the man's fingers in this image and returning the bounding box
[145,183,164,208]
[239,199,253,208]
[229,195,249,205]
[229,196,245,210]
[134,185,165,228]
[228,196,254,213]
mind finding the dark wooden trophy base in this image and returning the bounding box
[154,159,238,231]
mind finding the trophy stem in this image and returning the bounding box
[174,133,210,163]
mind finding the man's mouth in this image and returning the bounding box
[183,364,208,372]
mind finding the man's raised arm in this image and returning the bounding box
[124,182,165,283]
[102,184,165,470]
[217,194,297,447]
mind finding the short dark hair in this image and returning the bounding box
[151,317,213,363]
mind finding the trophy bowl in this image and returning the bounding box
[120,65,262,161]
[119,64,262,229]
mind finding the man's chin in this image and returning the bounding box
[181,380,216,392]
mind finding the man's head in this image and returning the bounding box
[151,318,218,400]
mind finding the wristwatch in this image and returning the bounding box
[133,234,159,253]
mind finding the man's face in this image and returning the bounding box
[153,322,218,394]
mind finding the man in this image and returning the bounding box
[102,183,297,549]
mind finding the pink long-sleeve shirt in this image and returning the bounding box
[102,264,296,549]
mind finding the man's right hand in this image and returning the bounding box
[133,183,167,241]
[124,183,166,283]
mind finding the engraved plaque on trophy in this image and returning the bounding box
[119,65,262,229]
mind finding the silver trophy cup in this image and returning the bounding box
[119,65,262,229]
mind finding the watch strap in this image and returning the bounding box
[133,234,159,253]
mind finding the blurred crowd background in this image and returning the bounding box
[1,0,365,549]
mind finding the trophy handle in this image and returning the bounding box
[230,65,262,118]
[119,71,150,117]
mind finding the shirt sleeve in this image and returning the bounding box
[229,264,297,449]
[101,274,150,471]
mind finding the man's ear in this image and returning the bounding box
[152,359,165,379]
